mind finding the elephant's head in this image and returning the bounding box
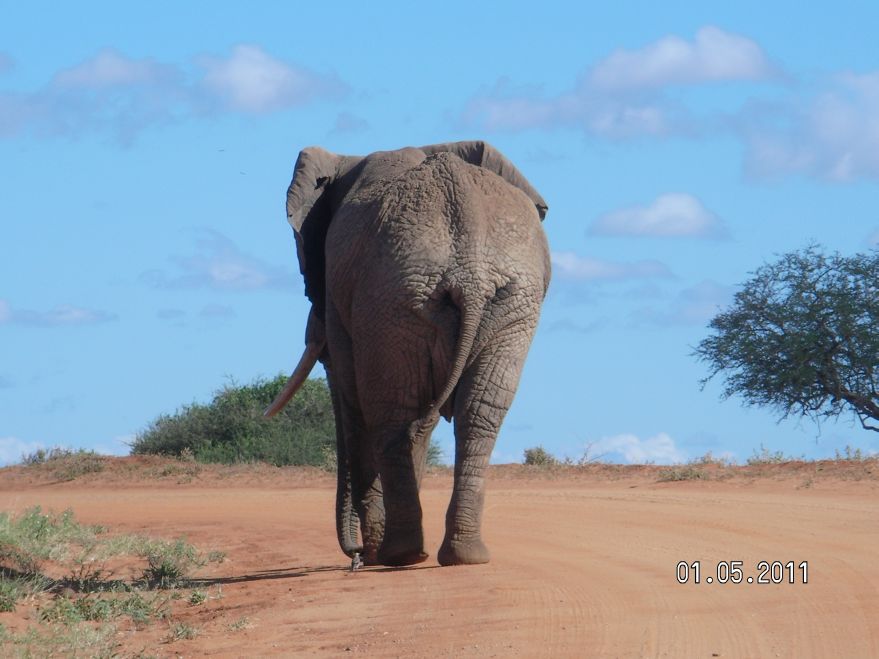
[264,141,548,417]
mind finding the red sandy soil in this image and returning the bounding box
[1,456,878,657]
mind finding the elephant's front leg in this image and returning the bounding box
[325,305,386,564]
[340,409,385,565]
[438,333,532,566]
[371,413,438,566]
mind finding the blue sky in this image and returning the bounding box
[2,1,878,465]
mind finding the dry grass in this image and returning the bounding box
[1,450,876,492]
[0,507,225,657]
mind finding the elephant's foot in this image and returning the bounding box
[437,535,490,566]
[377,535,428,566]
[360,525,384,566]
[359,546,380,566]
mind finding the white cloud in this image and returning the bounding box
[745,71,879,181]
[634,280,734,326]
[590,432,685,464]
[551,251,673,281]
[460,77,673,138]
[199,45,345,113]
[0,49,185,143]
[142,229,295,291]
[459,27,773,138]
[591,193,726,238]
[0,46,346,143]
[0,436,44,467]
[589,26,773,91]
[53,49,177,89]
[0,298,116,327]
[867,228,879,246]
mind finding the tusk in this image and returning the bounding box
[263,341,325,417]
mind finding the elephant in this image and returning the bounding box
[265,141,550,567]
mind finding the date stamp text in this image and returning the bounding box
[676,560,808,584]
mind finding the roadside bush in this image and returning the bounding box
[746,444,800,465]
[131,376,335,467]
[657,466,708,482]
[21,448,105,481]
[523,446,559,466]
[132,374,448,468]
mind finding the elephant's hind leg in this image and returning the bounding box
[438,318,537,566]
[351,300,445,566]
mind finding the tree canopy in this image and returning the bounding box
[694,246,879,432]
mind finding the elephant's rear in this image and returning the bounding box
[344,152,550,424]
[363,151,550,308]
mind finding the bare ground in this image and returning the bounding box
[1,456,877,657]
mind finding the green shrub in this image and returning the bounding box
[138,538,223,589]
[0,508,105,575]
[39,591,168,625]
[0,578,24,612]
[131,376,335,467]
[133,375,447,469]
[523,446,559,466]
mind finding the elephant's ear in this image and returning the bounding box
[419,141,548,220]
[286,146,342,316]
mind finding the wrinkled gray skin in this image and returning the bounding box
[277,141,550,566]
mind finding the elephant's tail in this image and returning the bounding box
[429,285,484,419]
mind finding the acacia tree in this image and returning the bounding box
[694,246,879,432]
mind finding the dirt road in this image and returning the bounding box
[1,463,877,657]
